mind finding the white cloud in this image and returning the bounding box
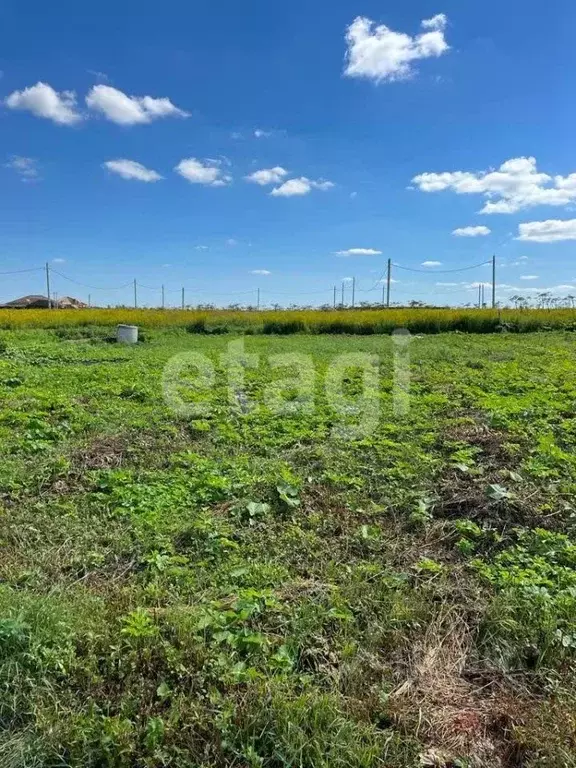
[414,157,576,215]
[344,13,449,83]
[104,159,162,182]
[452,225,491,237]
[342,277,354,283]
[520,275,539,280]
[251,269,271,275]
[86,85,188,125]
[517,219,576,243]
[175,158,232,187]
[271,176,334,197]
[88,70,109,82]
[313,179,335,191]
[421,260,442,267]
[271,178,313,197]
[436,282,458,286]
[5,82,82,125]
[52,258,66,264]
[226,238,238,246]
[492,283,576,295]
[421,13,448,30]
[254,129,272,138]
[246,166,288,185]
[195,245,209,251]
[335,248,382,256]
[5,155,40,181]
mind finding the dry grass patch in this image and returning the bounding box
[389,609,534,767]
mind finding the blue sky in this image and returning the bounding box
[1,0,576,307]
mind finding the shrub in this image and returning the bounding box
[262,320,307,335]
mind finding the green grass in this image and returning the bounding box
[0,328,575,766]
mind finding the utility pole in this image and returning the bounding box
[341,281,345,307]
[333,285,337,309]
[481,283,485,308]
[181,287,185,310]
[88,294,91,308]
[352,277,356,308]
[257,287,260,310]
[478,284,482,308]
[45,262,52,309]
[492,255,496,309]
[386,258,392,308]
[133,279,137,309]
[162,285,165,309]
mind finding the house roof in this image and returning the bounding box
[0,294,87,309]
[1,294,49,307]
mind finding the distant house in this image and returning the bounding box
[0,294,87,309]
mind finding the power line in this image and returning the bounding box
[0,258,499,307]
[393,259,492,274]
[0,267,44,275]
[50,269,134,291]
[136,282,160,291]
[164,287,256,297]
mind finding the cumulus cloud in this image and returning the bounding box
[104,159,162,182]
[5,155,40,181]
[421,260,442,267]
[175,158,232,186]
[52,258,66,264]
[335,248,382,256]
[452,225,491,237]
[413,157,576,215]
[517,219,576,243]
[246,166,288,185]
[251,269,271,275]
[344,13,449,83]
[520,275,539,280]
[88,70,109,82]
[493,283,576,295]
[5,82,82,125]
[271,176,334,197]
[254,129,272,138]
[86,85,188,125]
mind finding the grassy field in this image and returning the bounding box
[0,327,576,766]
[0,306,576,334]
